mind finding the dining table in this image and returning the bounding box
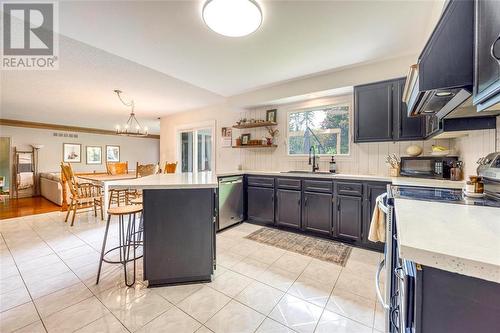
[77,173,137,213]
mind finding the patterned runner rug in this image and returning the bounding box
[245,227,351,266]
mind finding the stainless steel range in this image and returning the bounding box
[376,152,500,332]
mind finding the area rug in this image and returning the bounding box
[245,227,351,266]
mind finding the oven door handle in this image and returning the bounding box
[375,258,389,310]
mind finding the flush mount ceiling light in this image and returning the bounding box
[202,0,262,37]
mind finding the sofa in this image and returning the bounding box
[40,172,69,206]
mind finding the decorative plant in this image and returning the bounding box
[266,127,279,138]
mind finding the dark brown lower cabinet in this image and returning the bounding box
[275,189,301,229]
[247,186,274,224]
[335,195,362,241]
[302,191,332,235]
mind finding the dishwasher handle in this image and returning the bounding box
[220,180,243,185]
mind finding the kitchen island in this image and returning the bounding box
[106,172,218,287]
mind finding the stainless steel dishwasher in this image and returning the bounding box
[218,176,244,230]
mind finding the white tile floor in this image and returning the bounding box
[0,210,385,333]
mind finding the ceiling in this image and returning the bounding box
[1,0,443,134]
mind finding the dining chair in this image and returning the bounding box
[60,162,103,226]
[136,162,159,178]
[164,162,178,174]
[106,161,130,208]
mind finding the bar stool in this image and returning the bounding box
[130,197,144,244]
[96,204,143,287]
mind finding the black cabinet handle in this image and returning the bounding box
[491,35,500,62]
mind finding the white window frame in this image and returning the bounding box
[286,102,352,157]
[175,120,216,173]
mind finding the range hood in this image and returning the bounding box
[403,0,474,119]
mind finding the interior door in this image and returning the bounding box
[179,126,214,173]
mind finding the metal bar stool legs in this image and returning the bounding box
[96,205,143,287]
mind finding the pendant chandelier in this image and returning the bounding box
[113,89,148,137]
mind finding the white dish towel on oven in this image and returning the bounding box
[368,195,386,243]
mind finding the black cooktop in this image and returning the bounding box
[391,185,500,208]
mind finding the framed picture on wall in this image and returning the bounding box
[106,145,120,162]
[266,109,277,123]
[241,133,250,145]
[86,146,102,164]
[63,143,81,163]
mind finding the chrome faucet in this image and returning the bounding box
[308,146,320,172]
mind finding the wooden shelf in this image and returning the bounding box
[232,122,277,129]
[232,145,277,149]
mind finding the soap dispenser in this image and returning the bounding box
[329,156,337,173]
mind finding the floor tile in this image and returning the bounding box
[35,282,92,318]
[136,306,202,333]
[314,309,372,333]
[56,244,98,261]
[246,245,284,265]
[43,296,109,333]
[373,299,385,332]
[209,270,253,297]
[326,289,376,327]
[272,253,311,275]
[217,252,245,269]
[195,326,214,333]
[111,292,172,332]
[0,274,26,295]
[299,259,342,286]
[97,283,150,311]
[255,318,294,333]
[0,302,39,333]
[178,286,231,323]
[235,281,284,315]
[334,271,376,301]
[0,286,31,313]
[206,300,265,333]
[12,320,46,333]
[342,259,378,281]
[256,266,299,292]
[74,313,128,333]
[349,248,382,266]
[154,283,204,305]
[288,275,334,308]
[230,241,260,257]
[230,257,270,279]
[25,270,80,299]
[268,294,323,333]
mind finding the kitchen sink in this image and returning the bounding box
[281,171,333,175]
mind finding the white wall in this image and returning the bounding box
[0,125,160,173]
[453,117,499,178]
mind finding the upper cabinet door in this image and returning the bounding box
[473,0,500,111]
[354,80,393,142]
[394,79,424,140]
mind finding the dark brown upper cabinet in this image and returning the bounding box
[354,77,424,143]
[473,0,500,112]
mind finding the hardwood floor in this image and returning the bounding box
[0,196,60,220]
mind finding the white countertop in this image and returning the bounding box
[106,172,218,190]
[217,170,392,182]
[217,170,466,188]
[395,198,500,283]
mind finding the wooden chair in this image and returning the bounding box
[106,162,129,208]
[136,162,159,178]
[60,162,103,226]
[164,162,178,174]
[106,161,129,175]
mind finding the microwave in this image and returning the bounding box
[400,156,458,179]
